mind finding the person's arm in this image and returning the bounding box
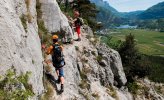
[73,18,77,22]
[60,45,63,51]
[46,45,53,55]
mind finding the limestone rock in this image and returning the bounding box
[99,60,107,67]
[83,25,94,36]
[90,82,115,100]
[0,0,44,98]
[110,49,127,86]
[41,0,73,39]
[117,90,133,100]
[1,0,163,100]
[98,43,127,86]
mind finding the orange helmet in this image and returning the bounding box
[52,35,58,39]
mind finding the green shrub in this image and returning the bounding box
[40,81,54,100]
[36,0,51,45]
[127,82,140,94]
[20,14,28,32]
[79,71,90,89]
[96,55,102,62]
[75,46,79,51]
[80,71,87,80]
[106,86,118,99]
[92,92,100,99]
[79,80,90,89]
[36,0,42,19]
[32,59,35,64]
[0,68,34,100]
[78,90,90,100]
[145,55,164,83]
[27,12,33,23]
[154,86,163,94]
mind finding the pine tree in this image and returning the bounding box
[118,34,149,82]
[77,0,98,30]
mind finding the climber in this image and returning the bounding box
[46,35,65,92]
[73,10,82,41]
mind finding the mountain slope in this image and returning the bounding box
[138,2,164,19]
[90,0,164,27]
[90,0,118,14]
[120,10,144,19]
[90,0,126,27]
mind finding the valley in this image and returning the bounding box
[102,29,164,56]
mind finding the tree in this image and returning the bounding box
[77,0,98,30]
[118,34,150,82]
[119,34,138,67]
[157,18,164,32]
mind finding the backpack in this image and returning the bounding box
[75,17,84,26]
[52,44,65,67]
[79,17,84,25]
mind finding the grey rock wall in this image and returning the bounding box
[0,0,44,97]
[41,0,73,39]
[98,43,127,87]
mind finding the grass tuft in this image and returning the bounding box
[25,0,31,10]
[96,55,103,62]
[92,92,100,99]
[40,81,54,100]
[127,82,141,94]
[20,14,28,32]
[27,12,33,23]
[36,0,52,45]
[106,86,118,99]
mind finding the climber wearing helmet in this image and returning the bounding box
[46,35,65,92]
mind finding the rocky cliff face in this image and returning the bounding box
[44,27,132,99]
[0,0,163,100]
[0,0,44,98]
[40,1,164,100]
[41,0,73,38]
[97,43,127,87]
[38,1,130,99]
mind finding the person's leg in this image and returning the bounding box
[59,68,64,92]
[59,68,64,83]
[53,63,60,83]
[76,27,81,40]
[60,76,64,92]
[77,27,81,40]
[56,69,59,76]
[60,76,64,84]
[55,69,61,83]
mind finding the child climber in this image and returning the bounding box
[46,35,65,92]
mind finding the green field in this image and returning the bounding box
[106,29,164,56]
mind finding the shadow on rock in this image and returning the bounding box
[45,72,63,94]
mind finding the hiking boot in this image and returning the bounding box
[78,38,81,41]
[61,84,64,92]
[56,76,60,84]
[57,78,60,84]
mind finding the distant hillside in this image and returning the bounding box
[138,2,164,19]
[90,0,127,28]
[90,0,118,14]
[120,11,144,19]
[90,0,164,28]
